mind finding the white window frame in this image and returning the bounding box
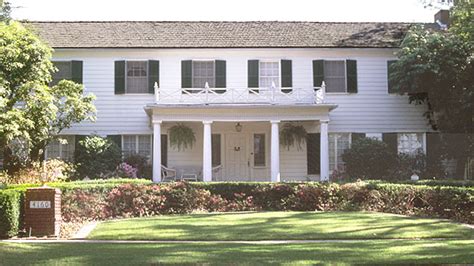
[329,133,351,172]
[259,60,280,89]
[45,136,75,162]
[125,60,149,94]
[121,135,152,160]
[397,133,426,155]
[192,60,216,88]
[324,60,347,94]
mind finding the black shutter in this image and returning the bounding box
[281,59,292,93]
[387,60,397,93]
[248,60,259,89]
[382,133,398,154]
[215,60,226,91]
[426,132,441,168]
[71,61,83,84]
[212,134,221,166]
[312,60,324,88]
[307,133,321,175]
[346,59,358,93]
[114,61,125,94]
[181,60,192,88]
[148,60,160,94]
[161,134,168,167]
[351,133,366,144]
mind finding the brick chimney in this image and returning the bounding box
[434,9,450,28]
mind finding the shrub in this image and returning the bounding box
[1,179,472,239]
[123,154,152,179]
[342,138,397,180]
[74,136,122,179]
[5,159,75,185]
[114,162,138,179]
[0,190,21,238]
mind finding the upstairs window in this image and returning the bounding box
[193,61,215,88]
[51,62,72,86]
[313,59,357,93]
[259,61,280,88]
[324,60,346,93]
[182,60,226,92]
[126,61,148,93]
[51,61,83,85]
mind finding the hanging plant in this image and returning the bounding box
[280,123,307,150]
[169,123,196,151]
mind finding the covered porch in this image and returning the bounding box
[145,104,337,182]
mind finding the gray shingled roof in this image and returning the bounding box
[26,21,415,49]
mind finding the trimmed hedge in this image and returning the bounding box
[0,190,21,238]
[1,179,473,238]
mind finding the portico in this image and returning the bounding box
[145,104,336,182]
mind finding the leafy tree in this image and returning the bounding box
[0,0,12,23]
[390,1,473,176]
[0,22,96,173]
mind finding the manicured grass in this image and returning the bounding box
[1,240,473,265]
[89,211,474,240]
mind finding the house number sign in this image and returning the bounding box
[30,201,51,209]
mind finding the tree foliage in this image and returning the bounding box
[74,136,122,179]
[0,0,12,23]
[390,1,473,172]
[0,22,96,172]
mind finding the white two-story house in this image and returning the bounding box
[29,21,437,182]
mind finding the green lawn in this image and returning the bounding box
[89,211,474,240]
[1,240,473,265]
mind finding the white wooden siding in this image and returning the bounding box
[53,48,431,180]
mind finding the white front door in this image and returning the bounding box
[224,133,249,181]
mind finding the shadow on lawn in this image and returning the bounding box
[92,212,473,241]
[1,240,473,265]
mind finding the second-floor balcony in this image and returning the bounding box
[154,82,327,105]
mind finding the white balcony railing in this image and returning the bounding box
[154,81,326,105]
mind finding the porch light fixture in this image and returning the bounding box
[235,123,243,132]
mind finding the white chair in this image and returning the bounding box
[212,165,223,181]
[161,165,177,182]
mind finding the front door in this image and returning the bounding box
[224,134,249,181]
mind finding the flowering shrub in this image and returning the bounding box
[123,154,152,179]
[55,182,474,224]
[114,163,138,179]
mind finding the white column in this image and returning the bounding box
[202,121,213,182]
[320,120,329,181]
[152,121,162,183]
[270,120,281,182]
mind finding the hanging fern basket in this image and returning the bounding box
[280,123,307,150]
[169,123,196,151]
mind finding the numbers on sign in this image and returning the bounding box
[29,201,51,209]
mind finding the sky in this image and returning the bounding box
[10,0,444,22]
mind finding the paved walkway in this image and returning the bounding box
[1,238,453,244]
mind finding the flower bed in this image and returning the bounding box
[0,179,472,238]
